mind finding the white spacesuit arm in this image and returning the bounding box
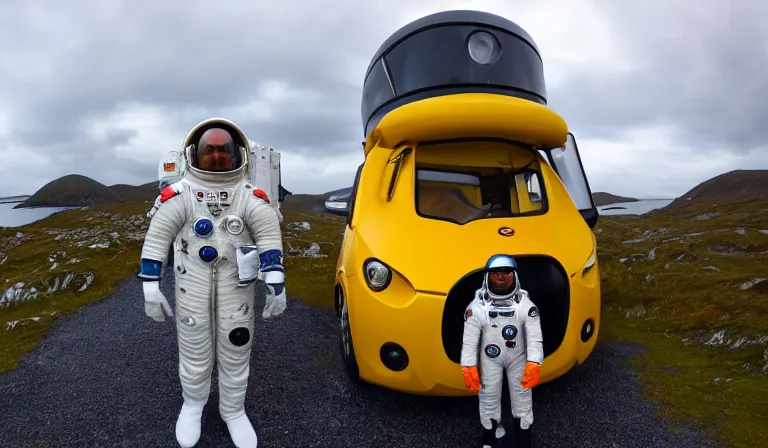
[460,302,482,367]
[138,187,188,280]
[523,296,544,365]
[244,198,284,281]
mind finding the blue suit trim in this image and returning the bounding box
[259,249,284,272]
[138,258,163,280]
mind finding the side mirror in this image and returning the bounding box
[325,192,351,216]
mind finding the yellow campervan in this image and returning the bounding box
[328,10,601,396]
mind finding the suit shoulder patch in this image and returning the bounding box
[464,308,473,321]
[528,306,539,318]
[160,185,181,203]
[253,188,270,203]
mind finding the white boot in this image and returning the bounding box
[175,400,205,447]
[224,412,258,448]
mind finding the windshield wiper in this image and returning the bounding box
[387,147,413,202]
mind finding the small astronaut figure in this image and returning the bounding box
[461,254,543,448]
[139,118,286,448]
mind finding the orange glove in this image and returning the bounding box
[521,362,540,389]
[462,366,480,391]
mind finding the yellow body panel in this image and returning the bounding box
[365,93,569,154]
[337,93,601,396]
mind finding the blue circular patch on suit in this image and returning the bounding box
[193,217,214,237]
[502,325,518,340]
[484,344,501,358]
[199,245,218,262]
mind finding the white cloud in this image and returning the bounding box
[578,124,766,198]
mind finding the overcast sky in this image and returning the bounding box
[0,0,763,199]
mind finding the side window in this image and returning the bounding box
[346,162,365,227]
[416,170,485,225]
[537,150,550,167]
[547,134,595,212]
[514,171,544,213]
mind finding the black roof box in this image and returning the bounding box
[361,10,548,136]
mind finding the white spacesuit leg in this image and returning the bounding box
[478,351,504,430]
[174,279,215,448]
[216,274,258,447]
[139,184,212,448]
[506,352,534,448]
[506,354,533,428]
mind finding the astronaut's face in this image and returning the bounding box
[488,270,515,291]
[196,128,236,172]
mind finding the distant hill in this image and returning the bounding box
[108,182,158,202]
[653,169,768,216]
[592,192,638,207]
[15,172,356,213]
[14,175,121,209]
[672,169,768,204]
[281,187,350,215]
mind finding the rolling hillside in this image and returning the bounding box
[14,175,121,209]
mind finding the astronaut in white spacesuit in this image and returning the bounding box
[138,118,286,448]
[461,254,543,448]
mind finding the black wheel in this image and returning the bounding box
[338,287,360,382]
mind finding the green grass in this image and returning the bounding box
[0,201,152,373]
[596,197,768,448]
[281,211,345,308]
[3,198,766,447]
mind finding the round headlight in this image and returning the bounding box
[364,259,391,291]
[467,31,502,65]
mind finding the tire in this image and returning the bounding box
[338,287,361,382]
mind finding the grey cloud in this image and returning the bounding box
[0,0,406,195]
[548,0,768,153]
[1,0,763,198]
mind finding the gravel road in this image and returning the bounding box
[0,272,721,448]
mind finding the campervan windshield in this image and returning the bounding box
[415,167,546,225]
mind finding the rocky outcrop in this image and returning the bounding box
[0,211,148,311]
[606,221,768,374]
[283,220,328,258]
[1,271,96,308]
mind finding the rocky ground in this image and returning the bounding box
[0,210,146,308]
[592,200,768,447]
